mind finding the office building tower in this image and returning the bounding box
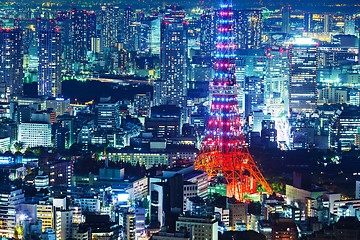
[281,6,291,34]
[71,9,89,62]
[323,14,330,33]
[123,212,135,240]
[0,29,24,97]
[264,47,289,108]
[150,17,161,54]
[95,98,121,129]
[227,198,248,231]
[289,38,318,114]
[128,21,141,52]
[261,120,277,149]
[145,105,181,138]
[304,12,313,32]
[101,6,120,49]
[56,12,73,71]
[344,16,355,36]
[176,216,218,240]
[134,92,151,117]
[87,12,97,50]
[55,210,73,240]
[244,76,264,117]
[37,202,55,231]
[0,186,24,238]
[38,30,62,97]
[234,9,263,50]
[200,14,216,57]
[159,7,188,107]
[139,18,152,53]
[330,107,360,151]
[18,122,52,148]
[123,7,134,49]
[149,174,184,228]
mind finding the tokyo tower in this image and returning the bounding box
[195,0,273,201]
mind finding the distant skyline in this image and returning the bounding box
[4,0,360,10]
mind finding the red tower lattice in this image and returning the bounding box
[195,0,272,201]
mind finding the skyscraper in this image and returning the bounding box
[234,9,263,50]
[139,17,152,53]
[101,6,120,49]
[323,14,330,33]
[87,11,97,50]
[304,12,313,32]
[56,11,73,72]
[71,9,88,62]
[159,7,188,107]
[289,38,318,114]
[344,16,355,36]
[200,14,216,57]
[281,6,291,34]
[123,7,134,50]
[0,28,24,97]
[38,30,62,97]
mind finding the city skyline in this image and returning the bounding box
[0,0,360,239]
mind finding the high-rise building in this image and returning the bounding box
[139,18,152,53]
[323,14,330,33]
[18,122,52,148]
[344,16,355,36]
[264,47,289,107]
[55,209,73,240]
[234,9,263,50]
[101,6,120,49]
[289,38,318,114]
[150,17,161,54]
[149,174,184,228]
[304,12,313,32]
[159,7,188,107]
[56,12,73,72]
[227,198,248,231]
[87,12,97,50]
[200,14,216,57]
[95,98,121,130]
[37,202,54,232]
[330,107,360,151]
[38,30,62,97]
[0,186,24,238]
[281,6,291,34]
[123,212,135,240]
[0,29,24,97]
[244,76,264,117]
[123,7,135,50]
[71,9,89,62]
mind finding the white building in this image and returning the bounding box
[55,209,72,240]
[18,123,51,148]
[0,187,25,238]
[75,197,100,213]
[176,216,218,240]
[183,181,198,212]
[35,175,49,190]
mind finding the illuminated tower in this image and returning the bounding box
[195,0,272,201]
[0,28,24,97]
[38,29,62,97]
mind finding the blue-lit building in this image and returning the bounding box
[159,6,188,108]
[289,38,318,114]
[0,28,23,97]
[38,30,62,97]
